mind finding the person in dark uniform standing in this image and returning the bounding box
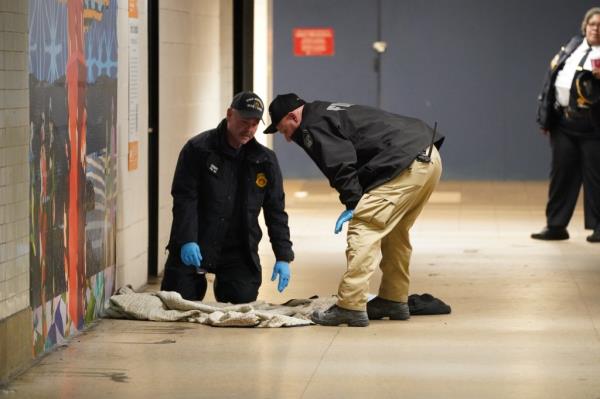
[161,92,294,304]
[264,94,444,327]
[532,7,600,243]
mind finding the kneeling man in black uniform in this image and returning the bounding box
[161,92,294,303]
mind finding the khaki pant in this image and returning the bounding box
[337,147,442,311]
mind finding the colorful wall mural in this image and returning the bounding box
[28,0,118,355]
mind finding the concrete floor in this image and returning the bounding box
[4,181,600,399]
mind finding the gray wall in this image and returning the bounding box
[272,0,597,180]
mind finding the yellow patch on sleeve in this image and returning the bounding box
[256,173,268,188]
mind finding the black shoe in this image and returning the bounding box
[311,305,369,327]
[367,297,410,320]
[531,227,569,241]
[587,230,600,243]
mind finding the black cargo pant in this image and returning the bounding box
[160,248,261,304]
[546,120,600,230]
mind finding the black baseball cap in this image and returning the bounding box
[264,93,306,133]
[230,91,264,119]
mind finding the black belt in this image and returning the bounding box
[554,103,594,133]
[553,102,589,120]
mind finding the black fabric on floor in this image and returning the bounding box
[408,293,451,315]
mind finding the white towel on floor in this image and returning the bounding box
[104,286,337,328]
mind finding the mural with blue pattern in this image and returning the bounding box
[28,0,118,355]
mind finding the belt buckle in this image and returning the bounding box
[564,108,572,119]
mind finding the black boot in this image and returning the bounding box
[311,305,369,327]
[587,229,600,243]
[367,297,410,320]
[531,226,569,241]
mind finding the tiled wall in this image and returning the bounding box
[157,0,233,274]
[0,0,30,321]
[0,0,32,384]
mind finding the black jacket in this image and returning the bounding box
[292,101,445,209]
[537,35,600,132]
[167,119,294,271]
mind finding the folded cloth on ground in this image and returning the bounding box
[104,286,336,328]
[408,293,451,315]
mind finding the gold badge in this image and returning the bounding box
[550,53,560,71]
[256,172,267,188]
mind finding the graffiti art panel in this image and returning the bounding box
[29,0,118,355]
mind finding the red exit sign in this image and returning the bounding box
[293,28,335,56]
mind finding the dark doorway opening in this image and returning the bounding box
[233,0,254,93]
[148,0,159,276]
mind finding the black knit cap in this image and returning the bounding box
[230,91,264,119]
[264,93,306,133]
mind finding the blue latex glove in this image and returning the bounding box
[271,261,290,292]
[334,209,354,234]
[180,242,202,267]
